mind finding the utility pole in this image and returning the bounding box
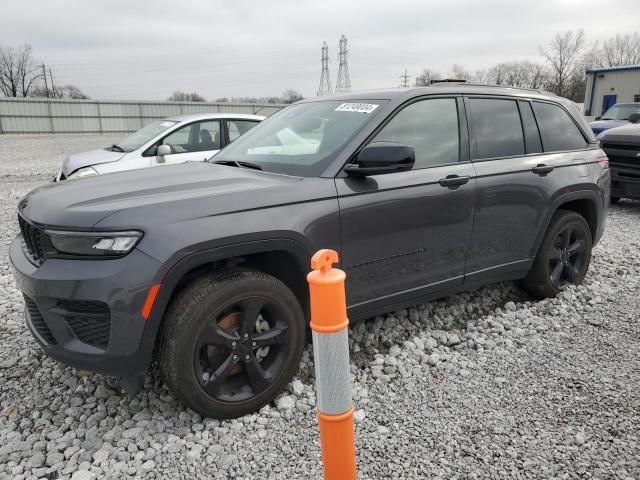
[317,41,333,96]
[335,35,351,92]
[400,69,410,87]
[41,64,49,98]
[48,68,56,98]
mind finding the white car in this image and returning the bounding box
[57,113,264,180]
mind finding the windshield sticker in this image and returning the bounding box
[161,121,174,127]
[335,103,379,114]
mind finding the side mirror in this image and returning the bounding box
[344,143,415,177]
[628,113,640,124]
[595,116,602,121]
[157,144,172,159]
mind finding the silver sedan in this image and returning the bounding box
[57,113,264,180]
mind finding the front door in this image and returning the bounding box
[153,119,222,166]
[602,94,617,116]
[336,97,476,312]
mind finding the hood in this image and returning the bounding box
[589,119,627,134]
[598,123,640,144]
[62,148,126,176]
[19,162,303,229]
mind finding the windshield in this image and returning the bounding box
[213,100,386,176]
[115,120,179,152]
[601,104,640,121]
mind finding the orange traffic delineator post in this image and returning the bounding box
[307,249,357,480]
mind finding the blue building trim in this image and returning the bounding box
[585,64,640,74]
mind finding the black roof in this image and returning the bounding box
[305,83,562,104]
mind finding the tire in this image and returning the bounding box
[610,196,621,204]
[158,270,305,418]
[521,210,592,300]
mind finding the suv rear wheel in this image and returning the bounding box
[521,210,592,299]
[158,270,305,418]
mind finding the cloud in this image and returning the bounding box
[1,0,638,99]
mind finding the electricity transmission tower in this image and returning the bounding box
[317,41,332,96]
[400,69,410,87]
[335,35,351,92]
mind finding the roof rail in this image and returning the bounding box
[430,82,557,96]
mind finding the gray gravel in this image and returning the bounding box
[1,134,639,479]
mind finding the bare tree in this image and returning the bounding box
[0,44,41,97]
[414,69,441,86]
[486,60,549,89]
[539,29,586,98]
[167,90,206,102]
[31,84,89,99]
[450,64,472,80]
[599,33,640,67]
[280,89,304,104]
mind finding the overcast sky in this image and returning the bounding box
[1,0,639,100]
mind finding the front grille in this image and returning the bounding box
[59,300,111,349]
[18,215,46,264]
[603,142,640,152]
[24,296,56,345]
[607,155,640,168]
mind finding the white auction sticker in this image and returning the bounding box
[335,103,379,114]
[161,121,174,127]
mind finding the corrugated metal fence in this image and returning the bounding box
[0,98,286,134]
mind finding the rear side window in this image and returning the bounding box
[371,98,459,169]
[468,98,525,159]
[532,102,587,152]
[518,101,543,154]
[228,120,259,143]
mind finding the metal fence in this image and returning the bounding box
[0,98,286,134]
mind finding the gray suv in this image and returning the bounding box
[10,85,610,418]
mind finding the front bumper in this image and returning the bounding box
[611,166,640,199]
[9,236,163,378]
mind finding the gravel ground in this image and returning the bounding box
[1,134,639,480]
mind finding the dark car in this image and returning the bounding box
[589,102,640,135]
[597,112,640,203]
[11,85,610,418]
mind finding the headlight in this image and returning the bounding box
[45,230,143,257]
[68,167,99,179]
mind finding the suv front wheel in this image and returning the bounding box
[521,210,593,299]
[158,270,305,418]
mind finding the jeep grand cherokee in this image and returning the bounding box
[11,85,610,418]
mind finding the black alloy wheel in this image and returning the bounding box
[159,271,305,418]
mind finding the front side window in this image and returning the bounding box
[117,120,178,152]
[468,98,525,160]
[369,98,459,169]
[213,100,386,176]
[601,103,640,120]
[228,120,259,143]
[162,120,221,153]
[532,102,587,152]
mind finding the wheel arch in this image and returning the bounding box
[530,190,602,259]
[135,238,312,370]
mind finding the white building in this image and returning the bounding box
[584,65,640,117]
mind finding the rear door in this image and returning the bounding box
[465,97,590,283]
[336,96,477,310]
[224,119,261,148]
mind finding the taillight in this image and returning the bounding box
[597,156,609,169]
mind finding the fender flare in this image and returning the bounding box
[135,238,312,369]
[529,189,603,259]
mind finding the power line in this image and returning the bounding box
[400,69,410,87]
[317,41,332,96]
[335,35,351,92]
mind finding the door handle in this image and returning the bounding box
[532,164,554,175]
[438,175,470,189]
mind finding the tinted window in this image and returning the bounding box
[518,101,543,154]
[532,102,587,152]
[228,120,259,143]
[468,98,524,159]
[371,98,459,169]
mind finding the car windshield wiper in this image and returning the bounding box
[109,144,125,152]
[212,159,263,170]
